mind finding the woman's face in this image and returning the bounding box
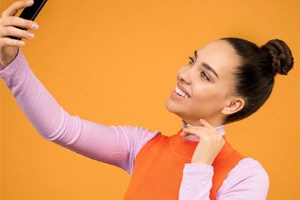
[166,40,242,126]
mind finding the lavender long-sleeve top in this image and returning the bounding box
[0,51,269,199]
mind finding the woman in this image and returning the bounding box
[0,1,294,199]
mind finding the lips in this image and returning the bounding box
[175,84,190,98]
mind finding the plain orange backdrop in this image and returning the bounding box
[1,0,299,199]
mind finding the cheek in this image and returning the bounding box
[192,85,227,107]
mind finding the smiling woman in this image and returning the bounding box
[167,40,244,127]
[0,0,296,200]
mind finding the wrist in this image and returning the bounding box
[191,156,214,165]
[191,160,213,165]
[0,49,19,68]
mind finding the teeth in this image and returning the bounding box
[175,86,188,98]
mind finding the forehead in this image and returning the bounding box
[196,40,241,75]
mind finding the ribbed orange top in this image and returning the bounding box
[124,131,244,200]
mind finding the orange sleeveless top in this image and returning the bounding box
[124,131,244,200]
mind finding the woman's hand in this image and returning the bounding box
[0,0,39,67]
[181,119,225,165]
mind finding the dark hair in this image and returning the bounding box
[221,38,294,124]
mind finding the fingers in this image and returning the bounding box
[1,16,38,30]
[199,119,215,130]
[183,126,223,141]
[0,1,39,44]
[181,119,224,143]
[0,37,25,47]
[183,120,225,164]
[180,120,226,164]
[2,0,34,17]
[181,119,214,137]
[0,16,39,36]
[0,17,38,44]
[1,26,35,40]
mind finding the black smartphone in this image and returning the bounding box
[19,0,48,21]
[10,0,48,40]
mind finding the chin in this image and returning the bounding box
[165,98,177,113]
[165,100,185,119]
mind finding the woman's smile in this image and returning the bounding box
[172,84,191,99]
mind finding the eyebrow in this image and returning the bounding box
[194,50,219,79]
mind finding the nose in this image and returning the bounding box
[177,65,192,85]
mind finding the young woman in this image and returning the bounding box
[0,1,294,199]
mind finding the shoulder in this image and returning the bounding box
[110,125,160,154]
[229,157,269,181]
[110,125,160,143]
[107,126,160,174]
[218,157,269,199]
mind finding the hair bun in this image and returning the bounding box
[260,39,294,75]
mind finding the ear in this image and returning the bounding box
[221,97,245,115]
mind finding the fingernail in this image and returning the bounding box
[19,41,25,46]
[31,23,39,30]
[27,0,34,4]
[180,131,186,137]
[28,33,34,39]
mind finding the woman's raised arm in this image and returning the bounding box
[0,1,158,173]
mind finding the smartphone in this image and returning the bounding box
[19,0,48,21]
[10,0,48,40]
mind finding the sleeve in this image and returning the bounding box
[0,51,158,174]
[179,158,269,200]
[179,163,213,200]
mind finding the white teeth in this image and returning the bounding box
[175,86,188,98]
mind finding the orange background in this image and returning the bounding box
[1,0,299,199]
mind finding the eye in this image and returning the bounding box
[200,71,211,81]
[188,57,195,65]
